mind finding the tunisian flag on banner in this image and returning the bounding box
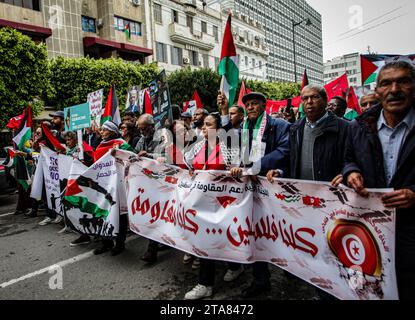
[324,74,349,101]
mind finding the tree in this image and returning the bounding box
[167,67,301,112]
[0,27,50,128]
[47,57,159,112]
[167,67,221,113]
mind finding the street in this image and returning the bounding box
[0,193,318,300]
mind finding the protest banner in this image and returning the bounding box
[116,152,397,300]
[148,70,172,130]
[40,147,64,216]
[63,151,120,237]
[87,89,104,127]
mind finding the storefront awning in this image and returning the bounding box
[0,18,52,38]
[83,37,153,57]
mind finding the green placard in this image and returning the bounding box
[64,103,91,131]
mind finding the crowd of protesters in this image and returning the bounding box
[2,61,415,300]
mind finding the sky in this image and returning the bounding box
[306,0,415,62]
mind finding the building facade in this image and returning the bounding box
[147,0,267,81]
[324,52,362,87]
[0,0,153,62]
[147,0,221,73]
[217,0,323,84]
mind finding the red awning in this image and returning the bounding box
[83,37,153,57]
[0,18,52,38]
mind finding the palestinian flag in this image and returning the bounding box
[15,155,31,191]
[218,13,239,107]
[237,81,251,108]
[301,68,309,90]
[298,68,309,119]
[4,147,16,167]
[192,90,203,109]
[143,89,153,115]
[101,83,121,126]
[324,74,349,101]
[6,112,24,130]
[124,22,131,40]
[41,122,66,152]
[64,163,114,219]
[12,105,32,151]
[361,54,415,85]
[94,138,134,162]
[345,86,362,120]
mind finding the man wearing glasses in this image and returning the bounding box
[267,84,350,299]
[342,61,415,300]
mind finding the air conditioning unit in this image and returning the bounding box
[97,18,104,28]
[183,57,190,64]
[131,0,141,6]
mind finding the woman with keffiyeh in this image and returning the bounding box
[183,113,244,300]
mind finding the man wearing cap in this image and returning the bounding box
[230,92,290,298]
[181,111,193,128]
[49,111,65,143]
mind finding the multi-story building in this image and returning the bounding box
[216,0,324,84]
[324,52,362,87]
[147,0,222,73]
[0,0,153,62]
[225,6,268,81]
[147,0,268,81]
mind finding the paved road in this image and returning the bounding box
[0,194,318,300]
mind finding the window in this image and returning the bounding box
[82,16,96,33]
[1,0,39,10]
[245,56,248,67]
[201,21,207,33]
[213,26,218,42]
[154,3,162,23]
[172,10,178,23]
[114,16,142,36]
[203,54,209,68]
[190,50,199,66]
[156,42,168,63]
[215,57,220,70]
[186,15,193,33]
[171,46,183,66]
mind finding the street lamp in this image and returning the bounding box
[292,18,312,83]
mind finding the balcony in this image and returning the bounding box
[183,1,197,16]
[234,36,269,57]
[169,23,215,51]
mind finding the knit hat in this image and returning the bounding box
[102,121,120,135]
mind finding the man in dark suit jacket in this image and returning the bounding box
[342,61,415,300]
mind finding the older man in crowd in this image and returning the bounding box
[342,61,415,300]
[230,92,290,298]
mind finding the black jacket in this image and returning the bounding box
[342,104,415,271]
[289,112,350,182]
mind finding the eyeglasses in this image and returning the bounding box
[327,103,339,107]
[302,95,321,102]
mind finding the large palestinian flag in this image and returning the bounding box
[361,54,415,86]
[64,154,120,238]
[12,105,32,150]
[218,13,239,107]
